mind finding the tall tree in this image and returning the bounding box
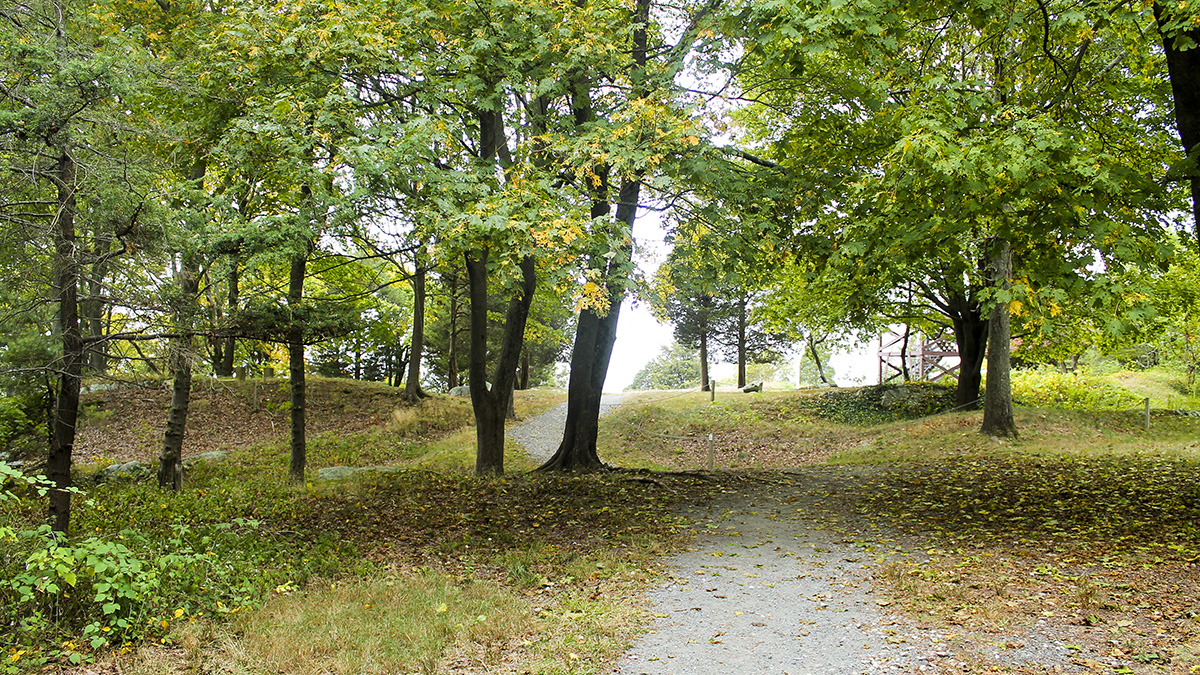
[0,0,152,532]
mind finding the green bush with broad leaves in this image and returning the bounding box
[0,461,285,671]
[1010,368,1143,410]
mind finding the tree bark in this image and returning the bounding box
[537,0,649,472]
[737,295,747,388]
[1155,3,1200,250]
[699,321,710,392]
[467,251,537,475]
[405,263,428,402]
[159,254,200,491]
[447,272,460,389]
[216,259,238,377]
[981,241,1017,437]
[288,251,307,485]
[84,237,111,375]
[160,157,207,491]
[948,292,988,409]
[808,334,836,387]
[48,147,82,535]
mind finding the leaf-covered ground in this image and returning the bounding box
[24,380,1200,674]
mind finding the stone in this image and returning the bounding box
[317,466,360,481]
[741,382,763,393]
[97,460,150,481]
[448,385,471,397]
[188,450,228,464]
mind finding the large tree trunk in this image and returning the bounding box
[159,254,200,491]
[538,181,637,471]
[48,147,82,535]
[1155,3,1200,250]
[466,251,537,475]
[405,264,428,402]
[948,291,988,409]
[981,241,1017,437]
[288,251,307,485]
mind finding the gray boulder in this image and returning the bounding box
[188,450,228,464]
[97,460,150,481]
[317,466,360,481]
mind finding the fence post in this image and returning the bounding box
[1144,397,1151,432]
[710,380,716,403]
[707,433,715,471]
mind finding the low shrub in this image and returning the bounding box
[1010,368,1143,410]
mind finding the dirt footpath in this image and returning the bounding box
[612,470,956,675]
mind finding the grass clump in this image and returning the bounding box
[232,572,532,675]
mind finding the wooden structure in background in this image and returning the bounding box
[878,328,961,384]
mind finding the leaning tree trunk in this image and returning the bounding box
[404,264,428,402]
[49,147,82,535]
[288,250,307,485]
[948,292,988,409]
[981,241,1017,437]
[467,251,537,475]
[159,254,201,491]
[1155,2,1200,251]
[808,334,836,387]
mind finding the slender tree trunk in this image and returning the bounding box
[160,157,207,490]
[899,324,911,381]
[288,251,307,485]
[1155,3,1200,250]
[519,350,530,390]
[216,259,238,377]
[353,338,362,380]
[737,295,747,388]
[949,293,988,409]
[159,254,200,491]
[447,273,459,389]
[467,251,537,475]
[48,147,82,535]
[808,334,836,387]
[84,239,110,375]
[405,264,428,402]
[981,241,1017,437]
[699,325,710,392]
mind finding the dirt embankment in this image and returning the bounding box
[73,377,428,465]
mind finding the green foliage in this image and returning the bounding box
[1009,368,1144,411]
[627,342,701,390]
[797,384,957,425]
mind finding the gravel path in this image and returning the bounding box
[508,394,625,463]
[611,470,952,675]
